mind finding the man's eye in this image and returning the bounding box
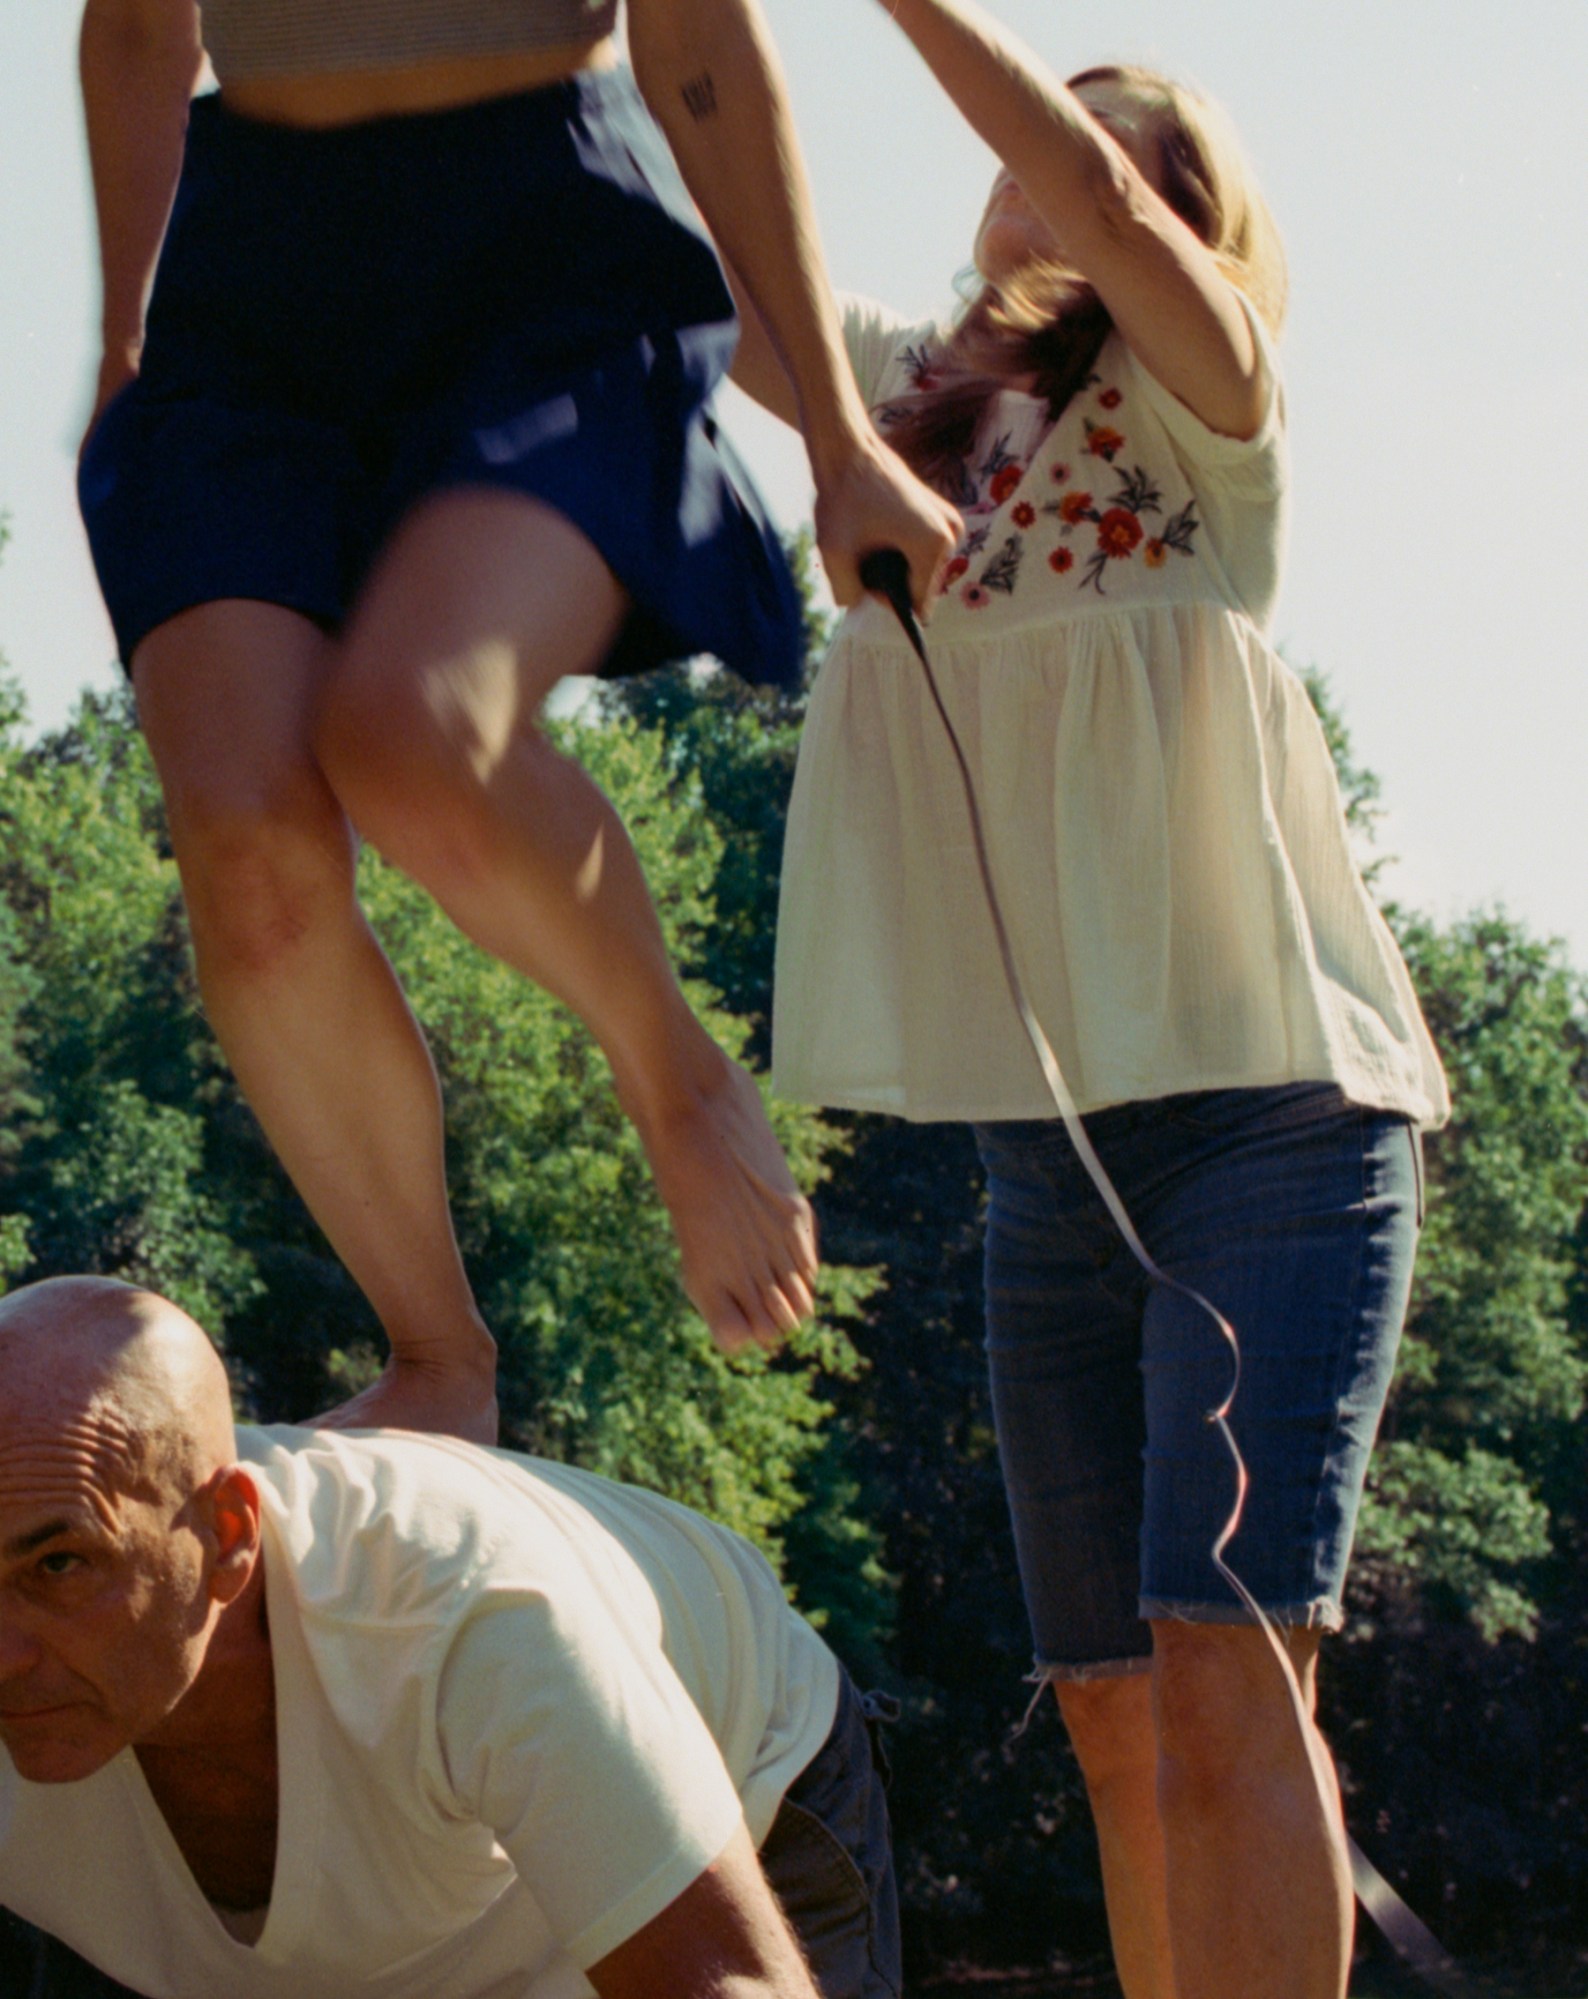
[38,1553,83,1578]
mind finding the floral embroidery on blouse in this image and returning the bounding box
[1083,420,1126,462]
[900,342,941,391]
[920,371,1202,601]
[979,535,1024,595]
[1043,462,1200,596]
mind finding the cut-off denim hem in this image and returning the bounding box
[1030,1653,1150,1685]
[1139,1595,1345,1631]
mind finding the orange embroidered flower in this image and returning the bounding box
[1099,387,1123,409]
[941,555,970,590]
[1086,425,1125,461]
[1048,547,1075,574]
[989,464,1024,504]
[960,581,991,609]
[1096,508,1144,558]
[1011,501,1036,528]
[1144,539,1167,568]
[1058,490,1093,525]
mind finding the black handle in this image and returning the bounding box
[858,548,926,662]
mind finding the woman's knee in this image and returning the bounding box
[1057,1670,1157,1791]
[169,774,357,980]
[312,640,516,886]
[1151,1621,1315,1803]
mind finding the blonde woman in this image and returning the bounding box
[75,0,957,1442]
[731,3,1449,1994]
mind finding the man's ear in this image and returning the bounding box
[199,1464,262,1605]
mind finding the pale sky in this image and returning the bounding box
[3,3,1586,959]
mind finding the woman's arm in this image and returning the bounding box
[630,0,957,609]
[720,262,801,428]
[78,0,204,438]
[879,0,1267,440]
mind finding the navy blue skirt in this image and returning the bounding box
[78,68,803,686]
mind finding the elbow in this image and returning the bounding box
[1085,144,1156,252]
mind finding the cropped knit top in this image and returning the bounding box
[201,0,619,83]
[773,295,1450,1129]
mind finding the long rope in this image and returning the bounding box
[856,549,1471,1997]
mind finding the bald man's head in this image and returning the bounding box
[0,1280,260,1785]
[0,1278,236,1506]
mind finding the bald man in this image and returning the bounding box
[0,1278,901,1999]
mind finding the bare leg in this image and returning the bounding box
[1152,1621,1352,1999]
[1056,1673,1176,1999]
[316,491,817,1352]
[133,602,498,1441]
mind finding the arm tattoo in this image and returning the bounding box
[680,71,718,121]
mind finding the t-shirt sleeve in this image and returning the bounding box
[436,1586,746,1971]
[840,293,934,412]
[1122,289,1288,622]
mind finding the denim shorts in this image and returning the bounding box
[759,1670,903,1998]
[973,1085,1422,1677]
[77,70,801,686]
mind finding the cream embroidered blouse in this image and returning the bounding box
[772,296,1450,1128]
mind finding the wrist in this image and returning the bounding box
[100,332,144,361]
[800,392,879,489]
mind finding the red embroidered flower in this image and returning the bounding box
[1048,547,1075,574]
[1096,508,1144,558]
[960,581,991,609]
[988,464,1024,505]
[941,555,970,590]
[1086,425,1126,461]
[1058,490,1093,526]
[1050,462,1071,483]
[1011,501,1036,528]
[1144,539,1167,569]
[1099,387,1123,410]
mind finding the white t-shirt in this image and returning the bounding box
[0,1426,839,1999]
[774,295,1449,1129]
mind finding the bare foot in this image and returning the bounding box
[633,1058,819,1353]
[308,1337,500,1445]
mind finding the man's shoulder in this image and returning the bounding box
[236,1426,679,1623]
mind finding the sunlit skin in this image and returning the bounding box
[0,1281,269,1794]
[972,82,1157,290]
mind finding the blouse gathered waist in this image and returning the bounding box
[201,0,619,84]
[773,599,1448,1128]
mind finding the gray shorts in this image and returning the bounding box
[760,1670,904,1999]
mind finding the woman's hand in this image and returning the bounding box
[811,427,959,616]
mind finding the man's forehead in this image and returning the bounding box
[0,1400,149,1540]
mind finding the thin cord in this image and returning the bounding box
[856,550,1471,1997]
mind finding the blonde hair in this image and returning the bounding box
[883,64,1288,494]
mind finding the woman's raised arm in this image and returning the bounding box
[877,0,1267,439]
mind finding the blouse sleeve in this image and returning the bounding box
[839,293,935,413]
[436,1584,745,1971]
[1122,290,1289,625]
